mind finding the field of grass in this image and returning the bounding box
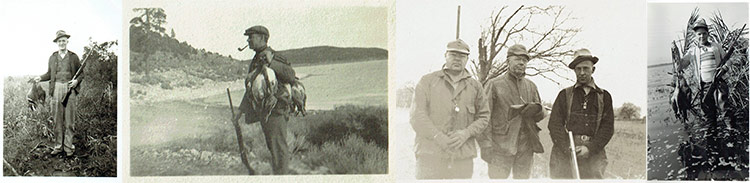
[392,106,647,180]
[4,76,117,176]
[130,60,387,175]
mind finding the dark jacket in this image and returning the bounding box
[40,51,83,96]
[478,73,545,158]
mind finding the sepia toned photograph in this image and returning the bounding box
[1,0,120,177]
[394,0,646,180]
[126,1,387,176]
[647,3,748,180]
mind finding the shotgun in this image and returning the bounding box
[227,88,255,175]
[61,46,95,107]
[568,131,581,179]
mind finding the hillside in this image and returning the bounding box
[129,25,387,86]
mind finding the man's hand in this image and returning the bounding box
[67,79,79,89]
[575,146,590,158]
[33,76,41,83]
[232,113,242,123]
[520,103,541,117]
[434,133,453,150]
[447,130,470,149]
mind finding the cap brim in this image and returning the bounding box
[692,26,708,31]
[447,49,469,54]
[568,56,599,69]
[53,35,70,42]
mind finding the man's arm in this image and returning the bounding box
[547,90,569,148]
[409,76,449,141]
[527,82,546,122]
[586,91,615,154]
[476,82,494,150]
[463,81,489,137]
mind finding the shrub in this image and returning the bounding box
[302,105,387,149]
[302,135,386,174]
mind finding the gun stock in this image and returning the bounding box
[227,88,255,175]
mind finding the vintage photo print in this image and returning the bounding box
[0,0,120,178]
[126,0,387,177]
[647,2,749,181]
[394,0,646,180]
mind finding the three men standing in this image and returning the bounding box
[35,30,83,157]
[410,39,490,179]
[478,44,545,179]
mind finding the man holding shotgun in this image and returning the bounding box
[33,30,84,157]
[676,18,735,128]
[548,48,614,179]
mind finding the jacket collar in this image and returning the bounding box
[574,78,603,93]
[438,65,472,81]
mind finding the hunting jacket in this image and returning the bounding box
[40,50,83,96]
[477,73,545,158]
[410,69,490,160]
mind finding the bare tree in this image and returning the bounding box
[472,5,581,85]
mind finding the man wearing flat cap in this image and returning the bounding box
[234,25,297,174]
[33,30,84,157]
[548,48,614,179]
[410,39,490,179]
[676,18,729,127]
[477,44,545,179]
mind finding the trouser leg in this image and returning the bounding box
[416,155,473,179]
[578,151,607,179]
[52,83,65,150]
[488,151,533,179]
[63,92,76,153]
[261,114,289,175]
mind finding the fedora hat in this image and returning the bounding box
[53,30,70,43]
[568,48,599,69]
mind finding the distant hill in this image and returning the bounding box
[277,46,388,66]
[129,26,387,86]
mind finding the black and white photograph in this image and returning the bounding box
[647,3,749,180]
[394,0,646,180]
[126,0,388,176]
[1,0,120,177]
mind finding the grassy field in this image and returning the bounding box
[4,76,117,176]
[130,60,387,175]
[392,107,646,180]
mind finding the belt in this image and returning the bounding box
[572,134,591,147]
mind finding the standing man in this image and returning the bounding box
[34,30,83,157]
[548,48,614,179]
[410,39,490,179]
[233,25,296,175]
[677,18,729,127]
[477,44,545,179]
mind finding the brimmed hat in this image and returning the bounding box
[244,25,269,38]
[692,18,708,31]
[446,39,470,54]
[568,48,599,69]
[507,44,530,60]
[53,30,70,43]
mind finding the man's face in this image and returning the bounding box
[696,28,709,45]
[508,55,528,78]
[574,60,595,84]
[56,37,68,50]
[247,34,266,50]
[444,51,469,72]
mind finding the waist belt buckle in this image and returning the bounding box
[580,135,591,142]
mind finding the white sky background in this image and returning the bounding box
[0,0,122,77]
[648,3,748,66]
[124,0,388,61]
[395,0,647,115]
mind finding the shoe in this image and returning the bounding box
[65,151,74,157]
[50,148,63,155]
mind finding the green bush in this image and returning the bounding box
[302,105,388,149]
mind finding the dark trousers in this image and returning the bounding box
[260,114,289,175]
[416,155,473,179]
[550,147,608,179]
[488,150,533,179]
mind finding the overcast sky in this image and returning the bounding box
[395,0,647,114]
[648,3,748,66]
[124,0,387,61]
[0,0,121,77]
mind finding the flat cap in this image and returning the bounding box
[507,44,530,60]
[446,39,470,54]
[568,48,599,69]
[244,25,269,37]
